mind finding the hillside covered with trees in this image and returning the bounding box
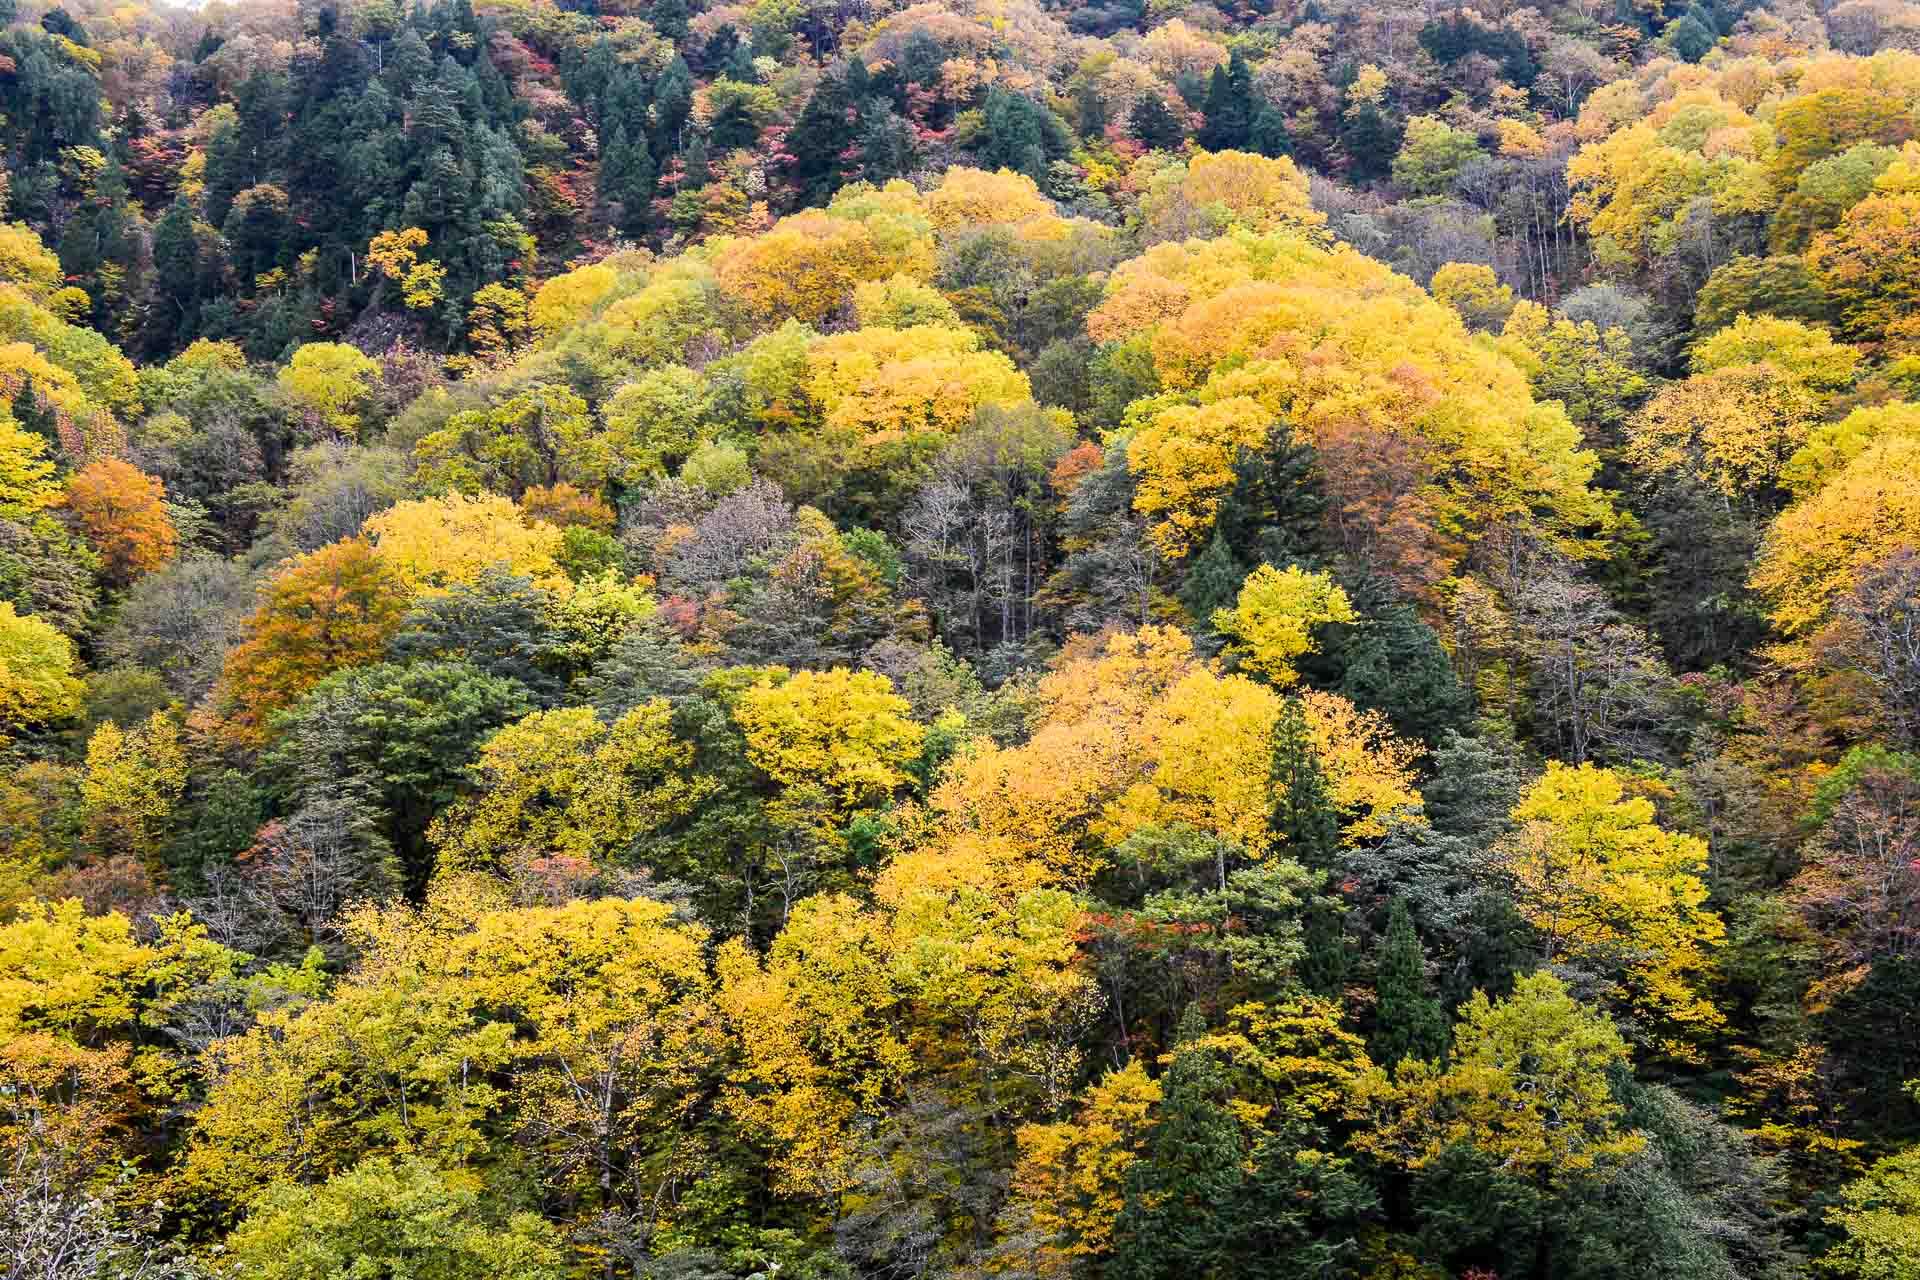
[6,0,1920,1275]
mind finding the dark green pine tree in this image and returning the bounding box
[149,195,205,350]
[1177,530,1246,636]
[1198,48,1254,151]
[1324,580,1471,745]
[201,117,247,227]
[1249,102,1293,157]
[1074,80,1107,139]
[1109,1009,1247,1280]
[650,57,694,157]
[619,136,655,239]
[788,64,859,203]
[1129,93,1186,151]
[1228,1126,1379,1277]
[598,123,632,207]
[976,88,1068,183]
[858,101,917,184]
[680,132,710,191]
[1269,697,1349,996]
[597,124,653,238]
[1370,898,1448,1067]
[1339,101,1400,183]
[650,0,690,41]
[11,375,56,448]
[1268,696,1339,869]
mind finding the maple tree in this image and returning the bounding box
[62,458,177,584]
[217,538,412,740]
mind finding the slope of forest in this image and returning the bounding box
[5,0,1920,1274]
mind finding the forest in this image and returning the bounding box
[3,0,1920,1273]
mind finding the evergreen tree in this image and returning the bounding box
[1300,903,1351,997]
[619,137,655,239]
[1198,49,1255,151]
[1250,103,1293,157]
[1320,580,1471,744]
[650,57,694,156]
[651,0,690,41]
[1109,1009,1247,1280]
[858,102,917,184]
[1177,530,1246,637]
[680,132,710,191]
[11,376,56,449]
[789,65,858,202]
[599,123,653,237]
[976,89,1069,182]
[1267,696,1339,869]
[1075,81,1107,139]
[201,117,247,226]
[1371,898,1448,1066]
[1227,1127,1379,1277]
[149,196,205,348]
[1129,93,1186,151]
[1339,102,1400,183]
[1269,698,1349,996]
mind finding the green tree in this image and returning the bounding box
[1371,898,1447,1067]
[1110,1010,1248,1280]
[224,1156,565,1280]
[1130,94,1186,151]
[265,660,532,893]
[1198,50,1256,152]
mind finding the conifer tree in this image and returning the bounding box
[1268,696,1339,868]
[1129,93,1186,151]
[1110,1009,1246,1280]
[1371,898,1448,1066]
[1199,49,1255,151]
[1178,530,1246,635]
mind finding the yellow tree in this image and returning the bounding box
[733,668,925,828]
[1212,563,1356,685]
[366,227,446,311]
[465,282,529,357]
[1499,762,1725,1055]
[805,325,1031,443]
[0,601,81,733]
[1624,364,1823,500]
[1127,397,1271,559]
[1808,191,1920,342]
[1752,435,1920,638]
[528,263,618,338]
[277,342,381,438]
[0,413,58,511]
[713,210,924,328]
[1690,313,1860,391]
[0,900,238,1161]
[362,492,568,595]
[186,882,718,1213]
[714,894,913,1197]
[1009,1060,1162,1271]
[1431,262,1516,331]
[80,711,187,864]
[430,703,711,874]
[1350,971,1644,1209]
